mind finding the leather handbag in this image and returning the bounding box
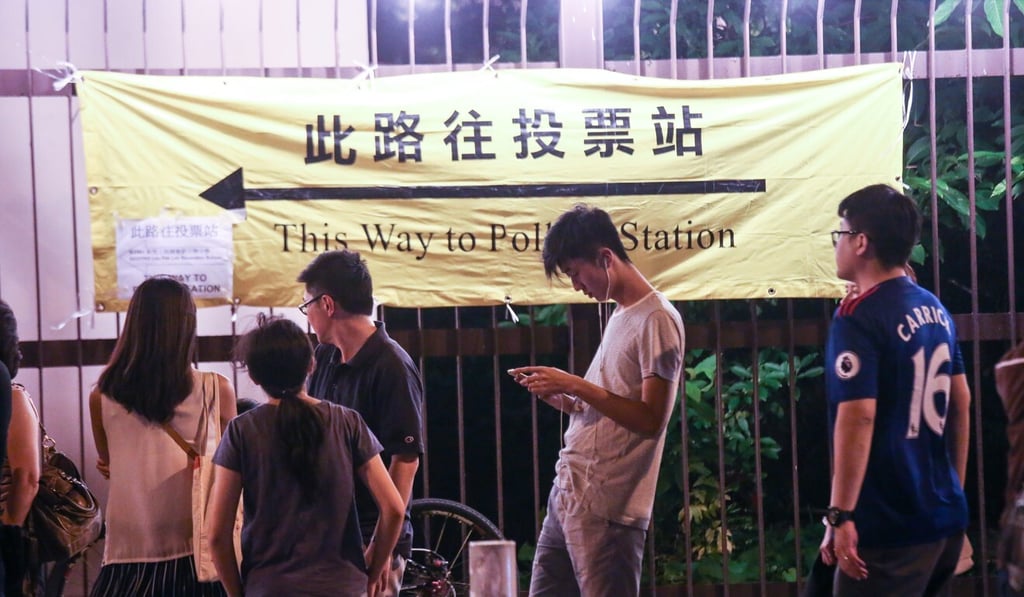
[29,420,105,562]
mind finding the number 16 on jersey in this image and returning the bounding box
[906,343,952,439]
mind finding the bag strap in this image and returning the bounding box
[161,422,199,462]
[15,383,55,455]
[210,369,221,439]
[161,372,213,465]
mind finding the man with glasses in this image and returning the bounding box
[297,250,424,596]
[820,184,970,596]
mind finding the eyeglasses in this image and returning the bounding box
[831,230,863,247]
[298,294,325,315]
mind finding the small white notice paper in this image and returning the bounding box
[115,215,234,300]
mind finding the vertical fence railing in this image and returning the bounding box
[750,302,767,595]
[519,0,527,68]
[1004,0,1019,349]
[490,305,506,530]
[712,302,730,590]
[453,306,468,506]
[787,300,805,593]
[707,0,716,77]
[416,307,431,500]
[528,304,542,540]
[678,302,694,597]
[962,4,992,597]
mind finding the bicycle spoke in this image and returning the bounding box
[431,514,451,554]
[448,526,476,573]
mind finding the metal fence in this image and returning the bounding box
[0,0,1020,595]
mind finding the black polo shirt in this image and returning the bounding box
[307,321,424,557]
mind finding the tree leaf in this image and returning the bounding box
[910,244,927,265]
[984,0,1005,37]
[933,0,964,26]
[905,135,933,167]
[730,364,753,379]
[977,193,1002,211]
[970,150,1007,168]
[935,180,970,215]
[692,354,718,379]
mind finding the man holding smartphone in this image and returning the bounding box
[509,204,684,597]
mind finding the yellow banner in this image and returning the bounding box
[78,64,903,310]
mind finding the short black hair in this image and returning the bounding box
[0,299,21,377]
[837,184,921,269]
[542,204,630,280]
[296,250,374,315]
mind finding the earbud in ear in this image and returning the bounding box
[604,257,611,269]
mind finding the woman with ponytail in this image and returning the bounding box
[207,315,403,597]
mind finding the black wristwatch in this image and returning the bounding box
[826,507,855,527]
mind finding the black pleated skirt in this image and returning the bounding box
[90,555,226,597]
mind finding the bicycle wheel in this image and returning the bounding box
[402,498,504,597]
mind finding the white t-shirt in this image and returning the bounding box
[556,291,684,529]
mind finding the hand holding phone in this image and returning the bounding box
[507,369,531,383]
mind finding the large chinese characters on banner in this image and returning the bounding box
[78,64,903,310]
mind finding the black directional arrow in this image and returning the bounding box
[200,167,766,210]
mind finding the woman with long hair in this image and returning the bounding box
[207,315,403,597]
[0,299,41,596]
[89,278,236,596]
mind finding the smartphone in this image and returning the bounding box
[507,369,530,382]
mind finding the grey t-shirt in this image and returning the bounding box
[557,291,684,529]
[214,400,382,596]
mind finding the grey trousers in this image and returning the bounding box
[528,486,647,597]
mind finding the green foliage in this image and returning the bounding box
[473,0,560,63]
[604,0,785,60]
[903,77,1024,257]
[517,541,536,588]
[448,0,561,64]
[601,0,1024,60]
[650,347,823,584]
[935,0,1024,40]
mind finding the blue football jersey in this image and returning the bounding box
[826,276,967,548]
